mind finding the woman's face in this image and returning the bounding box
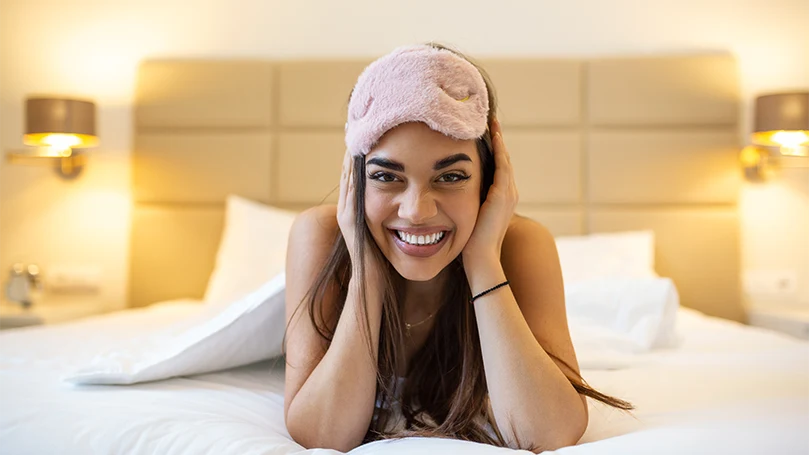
[364,122,481,282]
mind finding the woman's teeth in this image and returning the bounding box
[396,230,445,246]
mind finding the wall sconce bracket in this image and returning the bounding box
[5,149,86,179]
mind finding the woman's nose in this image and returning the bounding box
[398,188,438,224]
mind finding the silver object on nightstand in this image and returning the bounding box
[5,263,43,309]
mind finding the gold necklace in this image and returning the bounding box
[404,311,435,337]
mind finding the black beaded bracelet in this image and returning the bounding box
[470,280,510,304]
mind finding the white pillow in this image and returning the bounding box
[64,273,287,385]
[555,230,656,283]
[565,277,682,352]
[204,195,298,305]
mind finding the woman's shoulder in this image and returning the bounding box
[297,203,338,223]
[503,213,555,253]
[506,213,552,237]
[288,204,339,254]
[286,204,341,309]
[292,204,339,235]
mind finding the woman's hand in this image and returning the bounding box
[462,118,519,269]
[336,149,384,282]
[336,148,360,258]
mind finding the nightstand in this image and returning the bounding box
[0,301,106,330]
[0,303,43,329]
[748,305,809,340]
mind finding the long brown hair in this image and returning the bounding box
[286,43,633,451]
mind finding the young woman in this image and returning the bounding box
[283,43,633,453]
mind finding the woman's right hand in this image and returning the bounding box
[337,148,359,258]
[336,149,382,283]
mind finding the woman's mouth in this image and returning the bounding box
[388,229,451,258]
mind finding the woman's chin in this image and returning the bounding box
[391,263,443,282]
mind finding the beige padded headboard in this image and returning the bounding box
[131,54,744,322]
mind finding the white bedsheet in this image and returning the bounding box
[1,302,807,454]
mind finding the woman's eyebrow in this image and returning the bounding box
[433,153,472,170]
[366,153,472,172]
[366,157,404,171]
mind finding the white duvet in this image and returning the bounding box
[1,301,808,454]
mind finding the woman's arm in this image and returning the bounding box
[284,206,384,452]
[465,218,588,452]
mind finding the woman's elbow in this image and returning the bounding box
[537,416,588,453]
[289,433,360,453]
[527,408,588,453]
[286,412,364,452]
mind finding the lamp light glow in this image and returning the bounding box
[752,92,809,157]
[23,132,98,150]
[6,97,99,178]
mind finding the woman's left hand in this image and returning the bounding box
[462,118,519,269]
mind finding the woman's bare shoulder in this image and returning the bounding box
[286,204,341,309]
[504,213,555,251]
[291,204,339,242]
[287,205,340,275]
[298,204,338,226]
[507,213,550,235]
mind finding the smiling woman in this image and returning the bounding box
[283,43,633,454]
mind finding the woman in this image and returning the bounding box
[283,43,633,453]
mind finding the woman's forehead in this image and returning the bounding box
[368,122,478,164]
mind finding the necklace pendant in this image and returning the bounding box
[403,311,434,338]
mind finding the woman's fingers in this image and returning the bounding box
[338,149,351,214]
[346,153,355,201]
[495,120,519,203]
[491,118,518,205]
[492,124,511,191]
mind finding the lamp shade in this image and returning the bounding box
[752,92,809,155]
[23,97,98,151]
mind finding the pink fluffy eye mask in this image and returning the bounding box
[344,44,490,157]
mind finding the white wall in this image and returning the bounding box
[1,0,807,313]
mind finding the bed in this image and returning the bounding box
[1,300,807,454]
[2,53,808,454]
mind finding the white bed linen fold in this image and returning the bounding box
[64,274,286,385]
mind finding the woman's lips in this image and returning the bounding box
[389,229,450,258]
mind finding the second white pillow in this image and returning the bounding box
[555,230,657,283]
[204,195,298,306]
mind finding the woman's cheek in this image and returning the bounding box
[455,195,480,244]
[364,191,387,218]
[364,190,393,239]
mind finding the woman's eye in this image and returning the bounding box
[438,173,470,183]
[368,172,398,183]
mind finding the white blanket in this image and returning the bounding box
[62,275,678,386]
[1,302,807,454]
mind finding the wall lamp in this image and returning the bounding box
[5,97,98,179]
[741,91,808,181]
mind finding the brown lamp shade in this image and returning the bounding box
[23,97,98,149]
[752,92,809,154]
